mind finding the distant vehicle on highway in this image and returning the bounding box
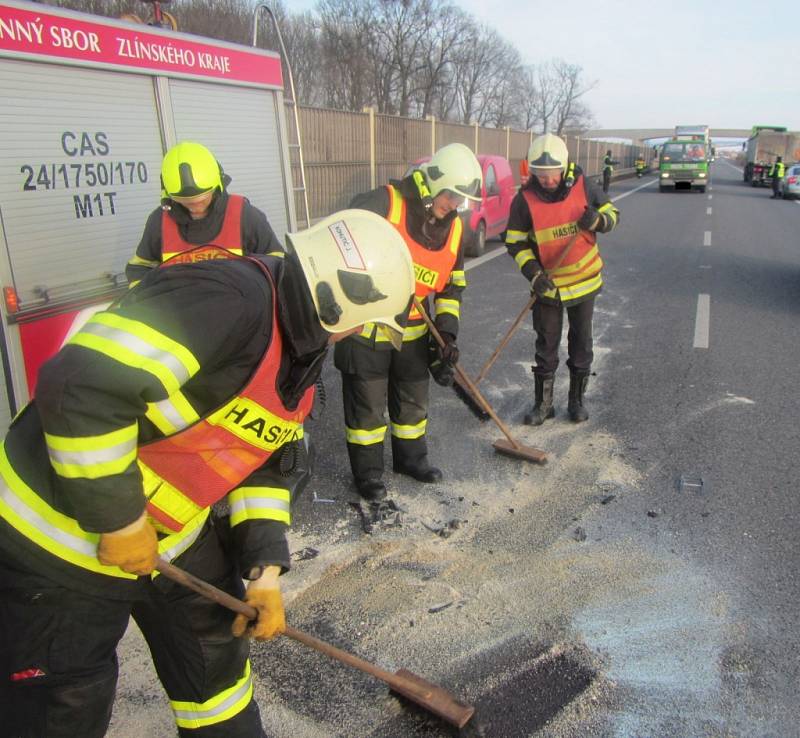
[411,154,516,257]
[742,126,800,186]
[777,163,800,199]
[659,126,711,193]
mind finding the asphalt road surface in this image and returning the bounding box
[110,161,800,738]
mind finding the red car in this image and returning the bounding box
[462,154,517,256]
[411,154,517,257]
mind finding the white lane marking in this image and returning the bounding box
[708,194,713,200]
[611,178,657,202]
[720,160,744,175]
[467,246,505,270]
[703,231,712,246]
[466,181,650,272]
[694,294,710,349]
[706,207,712,215]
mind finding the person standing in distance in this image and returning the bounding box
[602,149,617,193]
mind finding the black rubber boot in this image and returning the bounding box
[568,371,590,422]
[524,373,555,425]
[355,478,387,501]
[392,458,443,483]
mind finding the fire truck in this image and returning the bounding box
[0,0,298,430]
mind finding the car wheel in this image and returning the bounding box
[697,185,706,193]
[467,221,486,257]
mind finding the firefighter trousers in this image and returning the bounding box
[334,334,431,483]
[0,517,265,738]
[532,296,595,376]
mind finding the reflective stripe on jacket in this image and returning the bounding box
[140,248,313,533]
[522,175,604,302]
[388,185,461,324]
[161,194,245,261]
[359,185,462,345]
[0,435,209,579]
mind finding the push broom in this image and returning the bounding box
[473,230,584,388]
[155,559,475,729]
[415,297,547,464]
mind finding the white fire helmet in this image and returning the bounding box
[527,133,570,176]
[418,143,482,201]
[286,209,415,350]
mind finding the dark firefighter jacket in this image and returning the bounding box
[0,253,329,598]
[125,189,283,286]
[348,175,467,348]
[505,165,619,306]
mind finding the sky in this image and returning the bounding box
[289,0,800,133]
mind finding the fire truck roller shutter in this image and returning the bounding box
[166,79,293,239]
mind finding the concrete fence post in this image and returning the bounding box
[362,106,376,190]
[505,126,511,160]
[474,121,479,153]
[576,137,581,171]
[428,114,436,155]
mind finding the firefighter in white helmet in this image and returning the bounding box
[505,133,619,425]
[335,142,482,501]
[0,210,414,738]
[125,141,283,287]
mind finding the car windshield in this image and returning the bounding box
[662,142,705,162]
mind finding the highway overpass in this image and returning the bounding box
[584,127,751,141]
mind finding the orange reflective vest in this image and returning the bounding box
[386,185,461,321]
[522,177,603,289]
[139,247,313,532]
[161,194,245,262]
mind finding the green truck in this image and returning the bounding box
[659,125,710,193]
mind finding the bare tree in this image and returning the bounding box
[480,41,524,128]
[452,24,510,124]
[51,0,599,130]
[518,66,541,131]
[551,60,597,135]
[409,3,468,118]
[317,0,379,111]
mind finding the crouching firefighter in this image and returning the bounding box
[335,143,482,501]
[0,210,414,738]
[505,133,620,426]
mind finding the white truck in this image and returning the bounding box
[0,0,298,430]
[743,126,800,186]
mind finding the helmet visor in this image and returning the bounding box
[453,178,482,201]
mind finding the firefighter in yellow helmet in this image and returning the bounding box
[505,133,619,425]
[125,141,283,286]
[335,142,482,501]
[0,210,414,737]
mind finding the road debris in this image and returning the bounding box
[291,547,320,562]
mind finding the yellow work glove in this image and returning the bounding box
[231,566,285,641]
[97,510,158,575]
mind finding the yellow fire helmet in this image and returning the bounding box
[527,133,569,175]
[286,209,415,350]
[160,142,222,199]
